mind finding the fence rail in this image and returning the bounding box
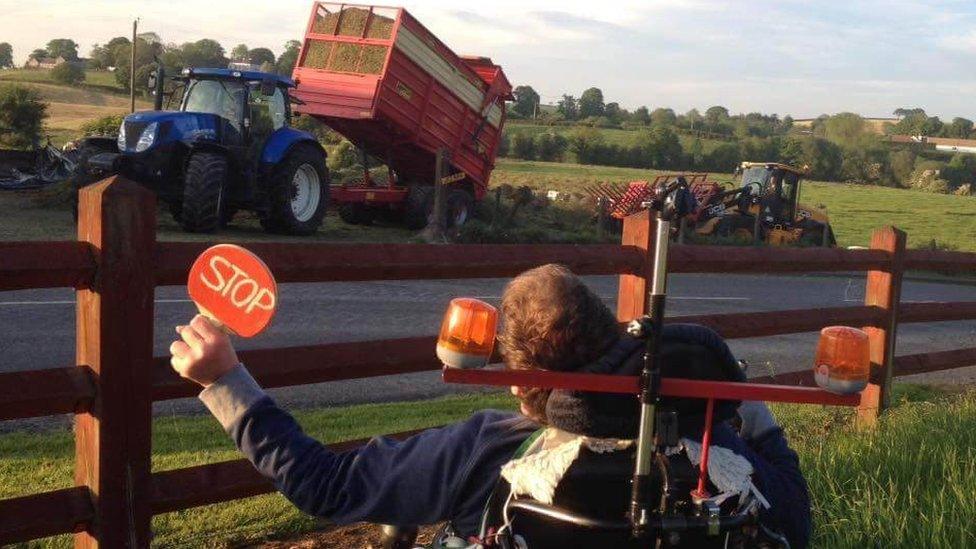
[1,175,974,545]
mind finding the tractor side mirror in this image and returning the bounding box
[260,77,276,97]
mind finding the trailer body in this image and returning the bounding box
[292,3,512,210]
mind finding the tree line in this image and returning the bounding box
[5,36,302,90]
[500,92,976,194]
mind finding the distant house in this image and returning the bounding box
[25,55,66,69]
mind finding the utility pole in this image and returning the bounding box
[130,18,139,113]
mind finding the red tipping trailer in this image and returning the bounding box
[292,3,513,227]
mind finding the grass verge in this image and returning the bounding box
[1,384,974,547]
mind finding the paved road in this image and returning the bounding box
[2,273,975,429]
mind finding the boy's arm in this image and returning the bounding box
[720,401,811,549]
[198,364,486,525]
[168,316,508,527]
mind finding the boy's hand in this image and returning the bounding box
[170,314,239,387]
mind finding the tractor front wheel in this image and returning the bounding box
[264,145,328,235]
[180,152,227,233]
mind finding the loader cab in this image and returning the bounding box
[737,162,805,226]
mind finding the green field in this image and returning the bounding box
[493,159,976,251]
[1,385,973,547]
[0,69,147,146]
[0,68,122,90]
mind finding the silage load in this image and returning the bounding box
[311,6,395,40]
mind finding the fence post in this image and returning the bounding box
[617,210,654,322]
[857,226,906,428]
[74,176,156,547]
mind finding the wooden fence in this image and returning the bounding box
[1,176,975,546]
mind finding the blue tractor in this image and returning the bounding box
[74,67,329,234]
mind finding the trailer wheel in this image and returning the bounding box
[338,203,374,225]
[446,188,474,228]
[403,185,434,230]
[180,152,227,233]
[265,145,329,235]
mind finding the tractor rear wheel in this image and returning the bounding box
[180,152,227,233]
[264,145,328,235]
[403,185,435,230]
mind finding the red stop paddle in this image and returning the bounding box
[187,244,278,337]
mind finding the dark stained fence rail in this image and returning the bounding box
[1,179,975,545]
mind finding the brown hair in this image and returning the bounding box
[498,264,620,423]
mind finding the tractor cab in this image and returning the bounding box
[74,66,328,235]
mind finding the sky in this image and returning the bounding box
[2,0,976,119]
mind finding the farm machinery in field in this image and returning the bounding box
[587,162,836,247]
[73,2,511,235]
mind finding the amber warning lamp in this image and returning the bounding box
[814,326,870,394]
[437,298,498,369]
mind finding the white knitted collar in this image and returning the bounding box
[500,427,768,509]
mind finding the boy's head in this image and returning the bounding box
[499,264,619,422]
[499,264,745,433]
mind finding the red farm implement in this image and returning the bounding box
[586,174,721,222]
[292,3,512,227]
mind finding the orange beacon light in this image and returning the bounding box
[437,298,498,369]
[814,326,870,394]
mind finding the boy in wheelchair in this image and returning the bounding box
[170,264,810,548]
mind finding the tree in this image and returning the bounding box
[889,149,916,187]
[945,117,974,139]
[635,125,682,168]
[684,108,703,130]
[556,94,578,120]
[512,85,540,118]
[29,48,48,61]
[578,87,605,118]
[113,38,159,91]
[511,132,536,160]
[0,43,12,69]
[633,106,651,126]
[705,106,729,130]
[568,126,604,163]
[231,44,250,62]
[46,38,79,60]
[823,112,867,148]
[179,38,227,68]
[893,107,925,118]
[276,40,302,75]
[0,85,48,149]
[248,47,276,67]
[535,131,568,162]
[604,102,622,123]
[650,107,677,126]
[50,62,85,85]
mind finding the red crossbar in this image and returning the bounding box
[442,368,860,407]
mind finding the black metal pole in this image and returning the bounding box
[629,177,691,541]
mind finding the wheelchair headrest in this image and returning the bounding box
[546,324,744,439]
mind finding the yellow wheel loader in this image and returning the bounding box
[695,162,835,247]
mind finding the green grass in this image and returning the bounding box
[0,68,122,91]
[492,158,976,251]
[2,386,974,547]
